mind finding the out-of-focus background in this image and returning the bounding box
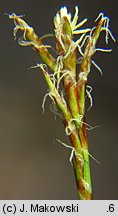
[0,0,117,199]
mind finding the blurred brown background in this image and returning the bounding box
[0,0,117,199]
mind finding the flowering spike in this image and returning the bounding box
[8,6,115,200]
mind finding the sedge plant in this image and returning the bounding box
[8,6,115,200]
